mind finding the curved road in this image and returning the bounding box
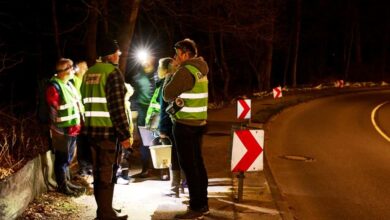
[265,89,390,220]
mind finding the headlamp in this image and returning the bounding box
[136,49,150,65]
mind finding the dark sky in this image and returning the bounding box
[0,0,389,111]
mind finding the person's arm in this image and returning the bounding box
[162,66,194,102]
[46,85,60,109]
[106,69,132,148]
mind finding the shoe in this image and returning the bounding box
[132,170,151,178]
[163,189,179,198]
[58,184,79,197]
[199,206,210,215]
[116,176,130,185]
[94,214,128,220]
[175,209,204,219]
[67,181,86,194]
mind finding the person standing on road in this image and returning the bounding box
[81,37,132,220]
[46,58,86,197]
[131,57,158,178]
[71,61,93,179]
[156,57,185,196]
[163,39,210,219]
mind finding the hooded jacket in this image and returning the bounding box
[163,56,209,126]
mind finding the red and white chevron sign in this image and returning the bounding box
[231,130,264,172]
[237,99,251,119]
[273,86,282,99]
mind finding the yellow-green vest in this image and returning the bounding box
[175,65,208,120]
[49,77,82,127]
[145,86,161,126]
[81,62,116,127]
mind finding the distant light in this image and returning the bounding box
[136,49,150,65]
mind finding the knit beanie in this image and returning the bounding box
[98,37,119,57]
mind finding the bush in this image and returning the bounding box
[0,111,49,180]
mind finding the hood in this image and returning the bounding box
[182,56,209,77]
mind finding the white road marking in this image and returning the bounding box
[217,198,279,215]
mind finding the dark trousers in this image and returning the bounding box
[52,134,77,186]
[167,131,180,171]
[173,122,208,210]
[137,103,152,171]
[87,138,118,217]
[76,134,93,174]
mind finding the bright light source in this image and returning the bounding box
[136,49,150,65]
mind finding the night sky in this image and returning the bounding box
[0,0,389,113]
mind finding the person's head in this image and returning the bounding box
[157,57,174,79]
[99,37,121,64]
[75,61,88,78]
[55,58,76,82]
[174,38,197,64]
[142,56,156,75]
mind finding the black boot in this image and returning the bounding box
[58,182,79,197]
[95,183,128,220]
[67,181,86,194]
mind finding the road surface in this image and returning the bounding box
[265,90,390,220]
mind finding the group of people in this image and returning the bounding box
[45,37,210,220]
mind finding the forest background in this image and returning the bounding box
[0,0,389,175]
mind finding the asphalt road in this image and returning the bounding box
[265,90,390,220]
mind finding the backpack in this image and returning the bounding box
[37,78,59,124]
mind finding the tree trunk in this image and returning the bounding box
[291,0,301,87]
[118,0,141,74]
[264,17,274,91]
[85,0,99,65]
[219,33,230,100]
[207,31,217,103]
[51,0,61,59]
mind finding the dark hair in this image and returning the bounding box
[174,38,197,57]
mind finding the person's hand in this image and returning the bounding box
[121,137,133,149]
[159,133,167,138]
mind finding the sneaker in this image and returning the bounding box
[116,176,130,185]
[175,209,204,220]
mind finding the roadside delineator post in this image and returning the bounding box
[233,100,264,202]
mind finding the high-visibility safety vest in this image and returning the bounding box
[49,77,82,127]
[175,65,208,120]
[145,86,161,126]
[81,62,116,127]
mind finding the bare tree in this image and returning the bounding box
[291,0,301,87]
[118,0,141,73]
[0,42,23,74]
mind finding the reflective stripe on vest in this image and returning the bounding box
[49,78,81,127]
[81,62,116,127]
[145,86,161,125]
[175,65,208,120]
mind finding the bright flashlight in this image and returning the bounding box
[136,49,150,65]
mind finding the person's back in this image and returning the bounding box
[80,37,131,220]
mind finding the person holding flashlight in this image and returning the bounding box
[163,38,210,219]
[81,37,131,220]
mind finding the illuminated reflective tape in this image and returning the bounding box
[84,111,110,117]
[180,106,207,113]
[149,103,161,109]
[179,93,208,99]
[59,101,77,110]
[57,113,79,122]
[83,97,107,104]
